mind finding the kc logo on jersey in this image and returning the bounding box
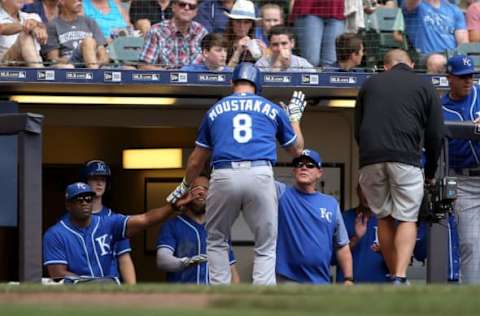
[95,234,113,256]
[319,208,333,223]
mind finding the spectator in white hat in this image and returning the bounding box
[224,0,265,68]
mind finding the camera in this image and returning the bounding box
[419,177,457,223]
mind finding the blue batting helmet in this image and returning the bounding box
[81,160,111,181]
[232,62,262,94]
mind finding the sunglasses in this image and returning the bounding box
[72,195,93,203]
[175,1,197,10]
[294,161,317,169]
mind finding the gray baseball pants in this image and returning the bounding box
[206,165,277,285]
[454,177,480,283]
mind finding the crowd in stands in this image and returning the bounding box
[1,0,479,71]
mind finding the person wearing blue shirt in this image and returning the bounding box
[156,175,240,284]
[81,160,136,284]
[336,185,390,283]
[276,149,353,285]
[194,0,234,33]
[442,54,480,283]
[166,62,305,285]
[43,182,183,281]
[403,0,468,55]
[181,33,232,72]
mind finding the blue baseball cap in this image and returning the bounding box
[447,55,476,76]
[293,149,322,168]
[65,182,95,201]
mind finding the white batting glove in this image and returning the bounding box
[287,90,307,122]
[181,254,208,267]
[166,178,190,204]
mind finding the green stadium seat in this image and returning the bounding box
[362,7,408,69]
[108,36,145,65]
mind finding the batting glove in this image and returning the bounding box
[181,254,208,267]
[287,90,307,122]
[166,178,190,204]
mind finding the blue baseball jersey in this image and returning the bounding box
[403,1,466,54]
[336,208,390,283]
[414,214,460,282]
[442,85,480,169]
[275,182,349,284]
[195,92,296,164]
[43,214,129,278]
[96,207,132,278]
[156,215,236,284]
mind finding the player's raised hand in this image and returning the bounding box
[286,90,307,122]
[354,212,368,239]
[166,179,190,204]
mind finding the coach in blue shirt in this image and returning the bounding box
[275,149,353,285]
[43,182,181,281]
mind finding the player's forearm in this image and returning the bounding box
[185,146,211,185]
[289,122,304,156]
[118,253,137,284]
[125,205,174,237]
[47,264,78,279]
[336,245,353,280]
[156,248,187,271]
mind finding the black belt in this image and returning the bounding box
[213,160,271,169]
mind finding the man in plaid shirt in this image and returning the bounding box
[139,0,207,69]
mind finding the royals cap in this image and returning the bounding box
[293,149,322,168]
[447,55,477,76]
[65,182,95,201]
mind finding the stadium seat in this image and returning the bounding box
[362,7,408,69]
[448,43,480,70]
[108,36,145,66]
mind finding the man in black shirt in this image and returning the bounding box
[355,49,444,285]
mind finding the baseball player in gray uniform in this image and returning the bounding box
[167,62,306,285]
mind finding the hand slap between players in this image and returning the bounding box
[166,179,190,204]
[281,90,307,122]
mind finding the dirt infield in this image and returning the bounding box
[0,292,212,309]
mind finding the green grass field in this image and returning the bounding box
[1,284,479,316]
